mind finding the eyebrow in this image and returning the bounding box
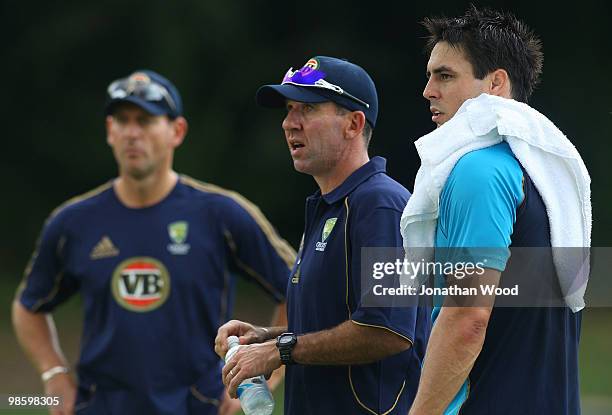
[426,65,456,77]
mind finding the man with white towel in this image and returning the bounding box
[402,6,591,415]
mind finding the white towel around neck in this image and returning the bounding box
[400,93,592,312]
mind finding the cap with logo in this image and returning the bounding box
[256,56,378,128]
[105,70,183,119]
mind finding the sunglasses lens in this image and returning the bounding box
[140,84,165,102]
[282,67,326,86]
[109,89,127,99]
[108,80,127,98]
[282,68,295,83]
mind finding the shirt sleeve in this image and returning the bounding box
[18,211,80,313]
[349,197,418,344]
[436,145,524,270]
[220,195,295,303]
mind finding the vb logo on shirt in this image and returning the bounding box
[111,257,170,312]
[315,217,337,252]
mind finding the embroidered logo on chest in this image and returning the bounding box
[90,236,119,259]
[315,217,337,252]
[167,221,190,255]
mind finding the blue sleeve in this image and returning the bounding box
[220,196,295,302]
[349,192,418,343]
[18,211,80,312]
[436,144,524,271]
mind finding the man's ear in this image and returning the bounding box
[105,115,114,146]
[171,116,188,147]
[489,69,512,98]
[344,111,366,141]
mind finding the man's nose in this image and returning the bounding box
[124,121,143,138]
[423,78,439,101]
[282,109,300,131]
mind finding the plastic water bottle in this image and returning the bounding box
[225,336,274,415]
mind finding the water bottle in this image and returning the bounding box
[224,336,274,415]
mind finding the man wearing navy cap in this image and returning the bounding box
[216,56,430,414]
[13,70,295,415]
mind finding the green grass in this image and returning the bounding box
[579,308,612,395]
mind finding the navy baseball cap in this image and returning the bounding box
[256,56,378,127]
[105,70,183,119]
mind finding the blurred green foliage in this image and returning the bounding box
[1,0,610,278]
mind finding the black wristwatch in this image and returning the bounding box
[276,332,298,365]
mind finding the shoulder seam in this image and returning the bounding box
[180,175,296,267]
[49,181,113,220]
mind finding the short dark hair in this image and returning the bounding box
[422,5,543,102]
[335,104,373,147]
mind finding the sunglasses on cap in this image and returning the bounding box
[107,75,177,113]
[282,67,370,108]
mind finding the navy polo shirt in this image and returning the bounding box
[285,157,431,415]
[18,176,294,415]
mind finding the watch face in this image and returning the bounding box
[280,336,293,345]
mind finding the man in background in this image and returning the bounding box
[13,70,294,415]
